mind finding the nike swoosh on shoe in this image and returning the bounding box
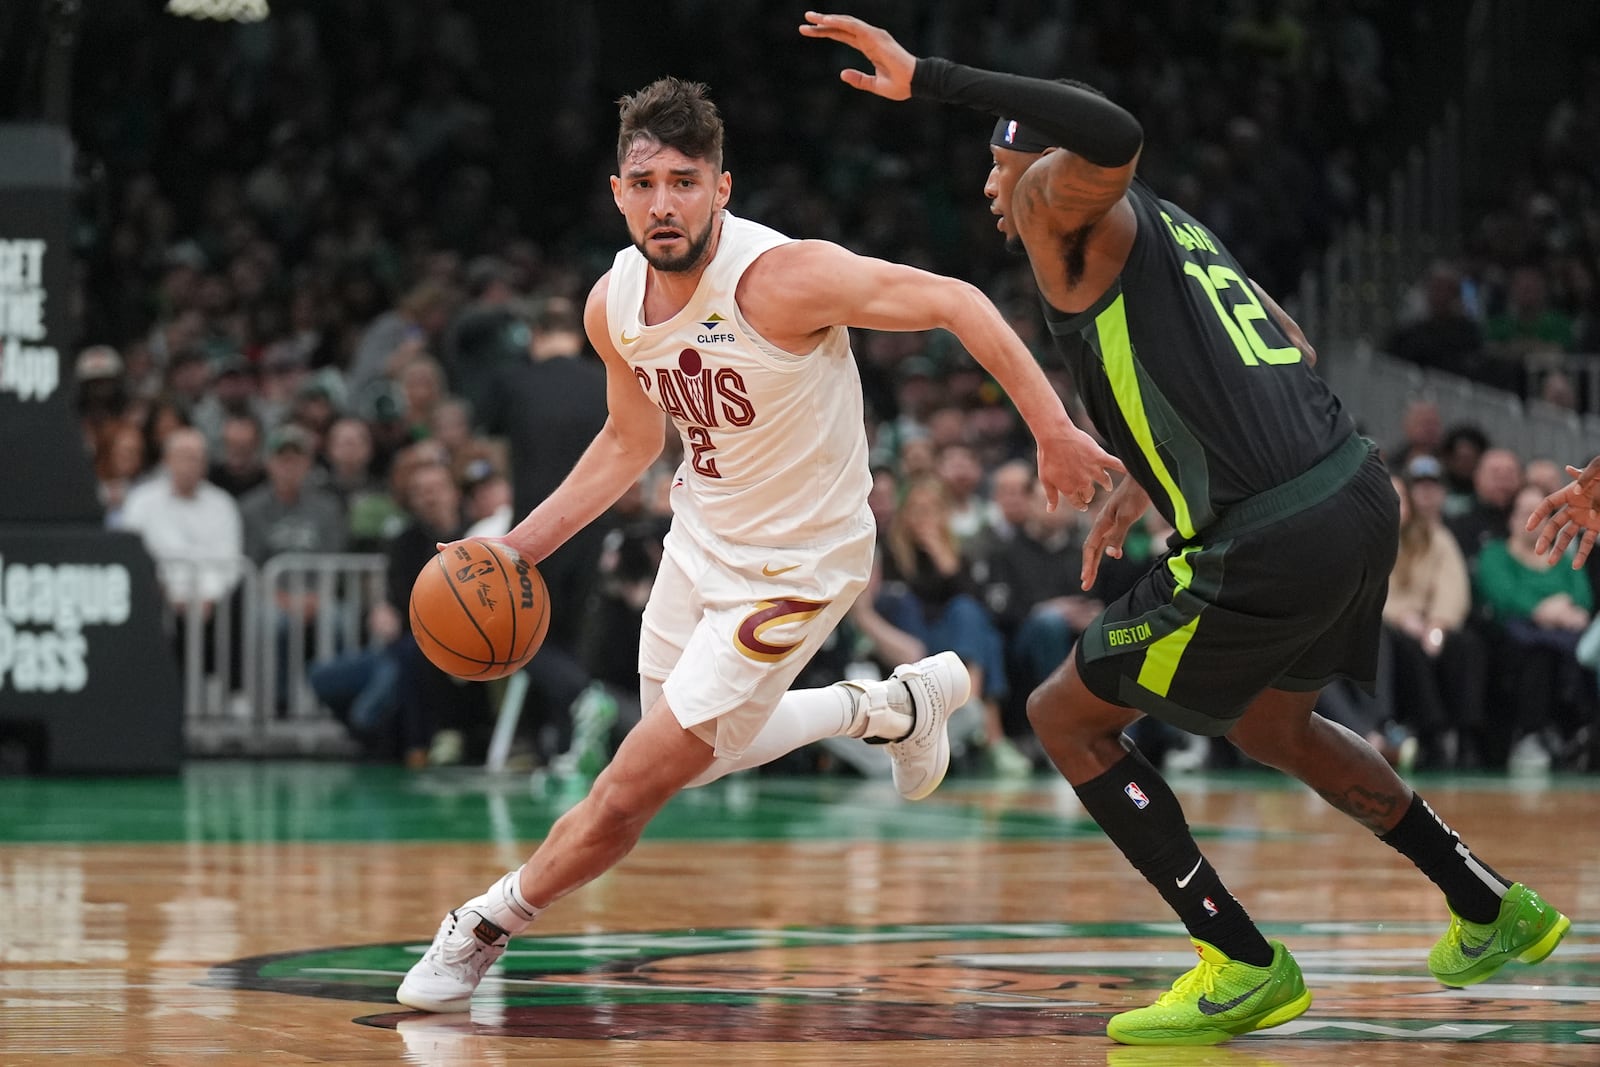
[1197,979,1268,1016]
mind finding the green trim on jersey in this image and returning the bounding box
[1136,547,1201,696]
[1094,294,1196,539]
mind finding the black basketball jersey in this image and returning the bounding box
[1043,179,1355,542]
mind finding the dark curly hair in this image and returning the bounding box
[616,77,724,171]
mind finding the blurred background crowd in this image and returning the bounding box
[16,0,1600,777]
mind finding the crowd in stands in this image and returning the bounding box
[1386,56,1600,411]
[61,2,1599,776]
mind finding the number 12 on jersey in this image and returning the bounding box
[1184,262,1302,367]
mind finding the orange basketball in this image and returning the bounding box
[409,540,550,680]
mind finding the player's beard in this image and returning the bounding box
[1004,232,1028,257]
[636,215,716,273]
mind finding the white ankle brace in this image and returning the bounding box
[483,869,541,934]
[840,679,914,742]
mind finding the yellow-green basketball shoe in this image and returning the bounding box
[1106,939,1312,1046]
[1428,882,1570,987]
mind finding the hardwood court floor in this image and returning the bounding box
[0,763,1596,1065]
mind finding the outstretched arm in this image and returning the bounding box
[1528,456,1600,568]
[741,240,1121,509]
[801,12,1140,163]
[801,11,1142,230]
[498,276,666,563]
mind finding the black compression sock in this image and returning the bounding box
[1073,742,1273,967]
[1378,794,1510,924]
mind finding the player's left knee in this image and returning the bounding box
[1025,680,1067,736]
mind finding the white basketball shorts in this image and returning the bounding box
[640,513,874,759]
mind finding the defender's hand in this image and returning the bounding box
[800,11,916,101]
[1529,456,1600,567]
[1081,477,1150,591]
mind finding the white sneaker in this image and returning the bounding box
[885,651,970,800]
[396,905,510,1012]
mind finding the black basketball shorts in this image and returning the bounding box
[1075,443,1399,736]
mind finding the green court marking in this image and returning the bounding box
[1,762,1595,845]
[209,920,1600,1044]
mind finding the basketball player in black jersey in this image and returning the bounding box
[803,12,1571,1046]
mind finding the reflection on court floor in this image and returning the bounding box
[0,763,1595,1065]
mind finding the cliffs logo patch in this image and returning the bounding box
[205,920,1600,1045]
[697,311,735,344]
[1124,782,1150,809]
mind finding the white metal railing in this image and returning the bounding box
[1323,344,1595,467]
[259,553,387,752]
[1301,107,1462,362]
[161,553,387,755]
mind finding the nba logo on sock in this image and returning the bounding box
[1203,897,1219,916]
[1124,782,1150,809]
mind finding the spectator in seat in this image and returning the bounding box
[1439,424,1489,518]
[877,476,1023,776]
[935,442,994,546]
[347,280,460,399]
[95,418,149,528]
[123,427,244,685]
[1388,398,1443,469]
[208,411,267,500]
[1387,262,1483,373]
[461,458,514,540]
[190,354,261,458]
[323,415,400,551]
[1487,265,1575,359]
[441,256,527,419]
[967,457,1035,561]
[240,423,348,708]
[1474,485,1596,769]
[389,459,487,768]
[311,457,486,764]
[1382,461,1485,768]
[75,345,129,454]
[1447,447,1523,565]
[981,474,1103,736]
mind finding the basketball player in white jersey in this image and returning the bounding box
[398,77,1121,1013]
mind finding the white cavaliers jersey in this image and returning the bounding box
[605,211,872,547]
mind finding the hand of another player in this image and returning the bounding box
[799,11,916,101]
[1081,477,1151,591]
[1037,427,1123,515]
[1527,456,1600,567]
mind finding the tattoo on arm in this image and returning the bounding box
[1315,784,1406,834]
[1050,167,1126,209]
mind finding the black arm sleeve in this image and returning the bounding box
[911,57,1143,168]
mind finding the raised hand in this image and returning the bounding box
[799,11,916,101]
[1528,456,1600,568]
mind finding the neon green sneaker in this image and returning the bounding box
[1106,938,1312,1046]
[1428,882,1570,987]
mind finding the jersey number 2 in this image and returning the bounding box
[686,425,722,478]
[1184,262,1301,367]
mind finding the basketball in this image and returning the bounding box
[409,540,550,680]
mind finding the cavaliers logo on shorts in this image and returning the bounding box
[733,598,830,663]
